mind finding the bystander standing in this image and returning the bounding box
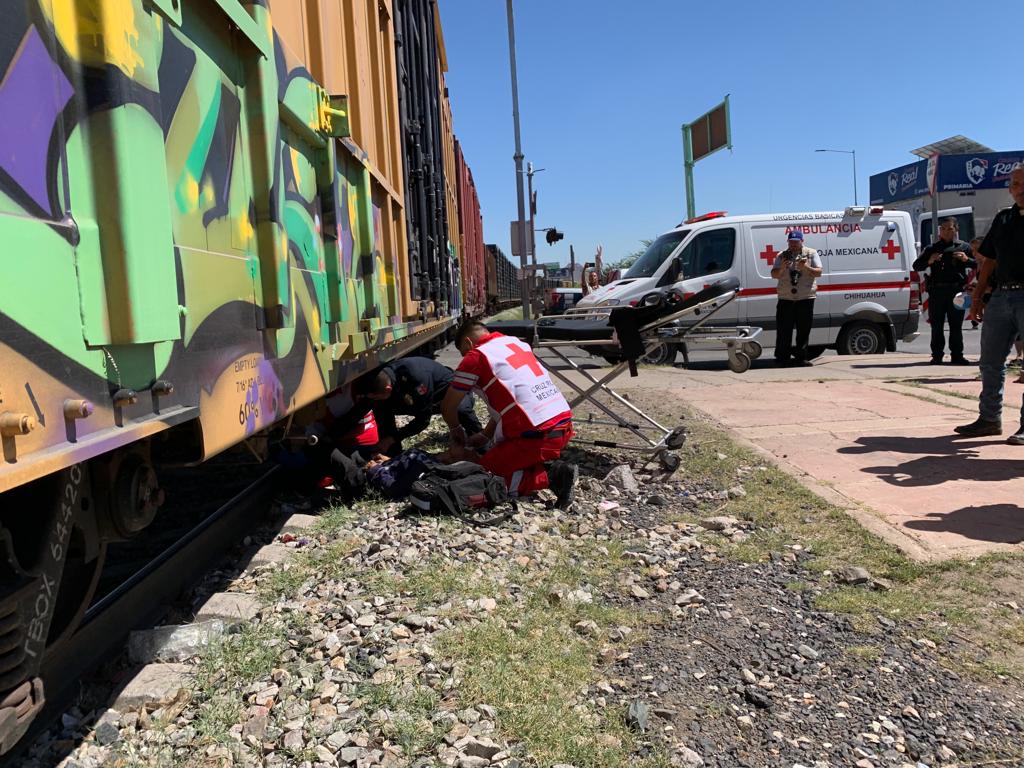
[769,231,823,367]
[956,167,1024,442]
[913,218,975,364]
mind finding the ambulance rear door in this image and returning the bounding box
[825,213,911,343]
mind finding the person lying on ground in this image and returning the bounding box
[326,444,479,502]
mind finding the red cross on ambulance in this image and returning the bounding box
[881,240,901,260]
[759,244,779,266]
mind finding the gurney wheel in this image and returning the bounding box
[742,341,762,360]
[665,426,687,450]
[728,351,752,374]
[659,451,681,471]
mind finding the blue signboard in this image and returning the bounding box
[871,152,1024,204]
[870,159,928,204]
[938,152,1024,193]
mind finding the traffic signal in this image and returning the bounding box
[545,228,564,245]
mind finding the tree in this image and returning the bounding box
[603,238,653,280]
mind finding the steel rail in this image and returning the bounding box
[5,466,282,766]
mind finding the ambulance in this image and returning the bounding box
[577,207,920,360]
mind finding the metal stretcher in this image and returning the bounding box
[491,277,761,469]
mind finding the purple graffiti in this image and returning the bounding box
[0,26,73,212]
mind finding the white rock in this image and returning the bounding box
[128,621,226,664]
[603,465,640,494]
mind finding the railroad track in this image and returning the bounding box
[4,467,282,767]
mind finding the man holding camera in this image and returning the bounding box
[913,217,976,365]
[770,230,823,367]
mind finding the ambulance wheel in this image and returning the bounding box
[728,351,752,373]
[741,341,762,360]
[659,451,681,471]
[642,343,676,365]
[837,322,884,355]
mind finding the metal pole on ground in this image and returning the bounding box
[505,0,530,318]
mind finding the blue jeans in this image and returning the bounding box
[978,291,1024,425]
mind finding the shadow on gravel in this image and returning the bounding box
[904,504,1024,545]
[559,444,621,479]
[839,434,1004,456]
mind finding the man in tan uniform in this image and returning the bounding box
[769,230,823,367]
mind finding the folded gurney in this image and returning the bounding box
[488,278,761,468]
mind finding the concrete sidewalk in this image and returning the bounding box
[616,354,1024,560]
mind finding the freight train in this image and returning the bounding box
[484,244,519,312]
[0,0,493,751]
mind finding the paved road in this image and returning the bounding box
[896,319,983,358]
[677,318,985,368]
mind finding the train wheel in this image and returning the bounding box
[0,463,101,752]
[43,524,107,654]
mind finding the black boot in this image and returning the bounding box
[548,461,579,510]
[954,418,1002,436]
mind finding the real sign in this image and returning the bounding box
[870,151,1024,204]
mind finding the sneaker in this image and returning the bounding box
[954,418,1002,437]
[1007,427,1024,445]
[548,461,578,510]
[949,356,973,365]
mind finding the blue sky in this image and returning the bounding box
[439,0,1023,268]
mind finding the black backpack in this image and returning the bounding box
[409,462,515,526]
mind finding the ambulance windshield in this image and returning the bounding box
[623,231,688,279]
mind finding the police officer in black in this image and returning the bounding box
[913,217,975,364]
[957,167,1024,442]
[353,356,482,454]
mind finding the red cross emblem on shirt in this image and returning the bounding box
[506,343,543,376]
[881,239,901,260]
[759,244,779,266]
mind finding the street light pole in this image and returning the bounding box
[527,163,546,315]
[815,148,858,205]
[505,0,530,318]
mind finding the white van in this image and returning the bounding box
[578,208,920,358]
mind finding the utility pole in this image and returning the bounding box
[527,162,546,316]
[569,244,576,287]
[527,162,538,271]
[527,162,536,315]
[505,0,529,318]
